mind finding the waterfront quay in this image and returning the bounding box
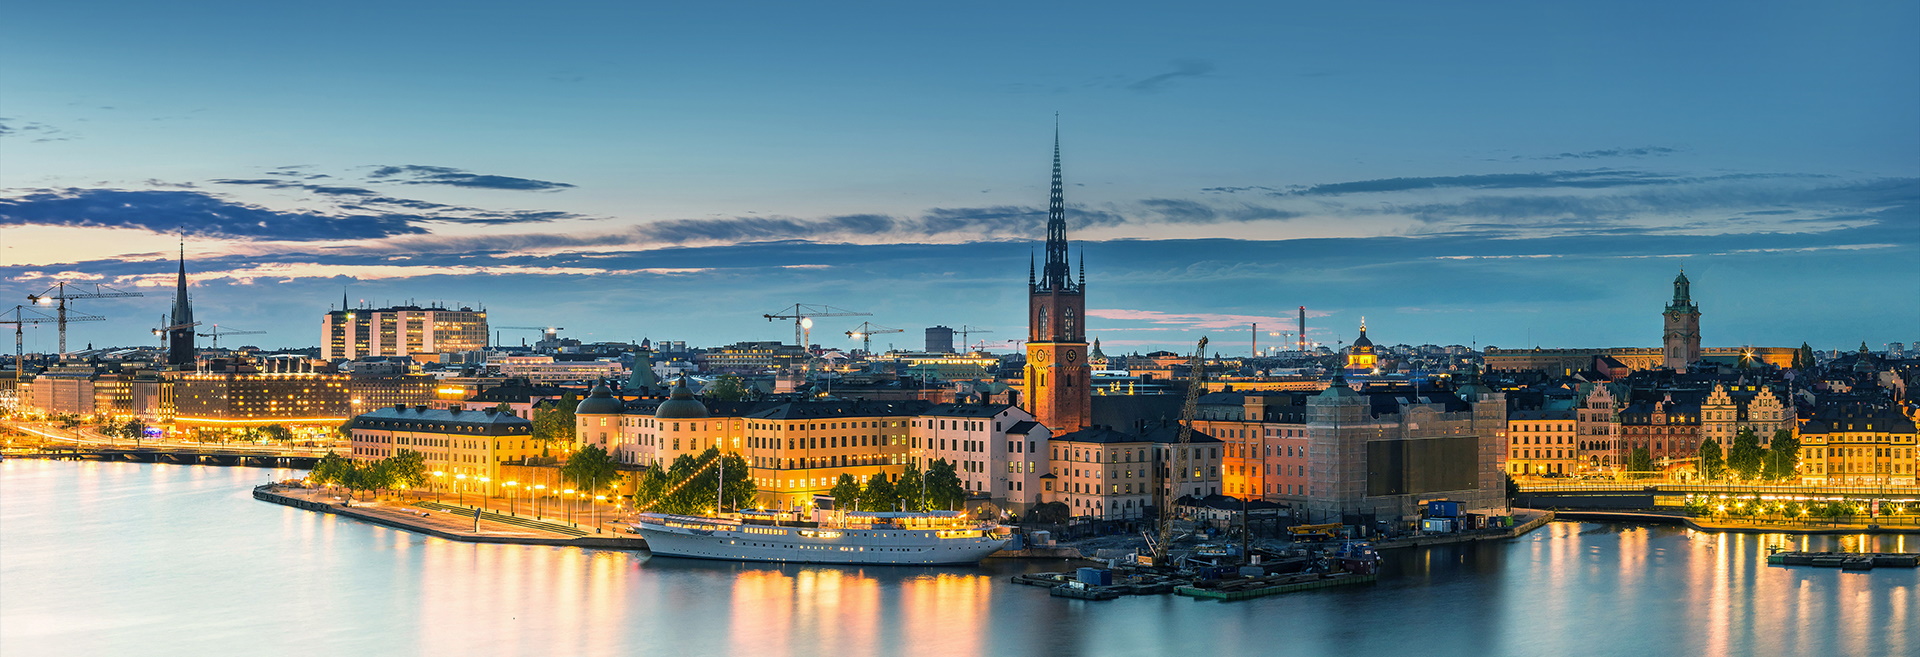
[254,482,643,549]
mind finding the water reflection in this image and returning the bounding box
[1,461,1914,657]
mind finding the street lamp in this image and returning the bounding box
[504,481,519,516]
[563,488,576,524]
[534,484,548,520]
[454,473,468,506]
[594,495,607,533]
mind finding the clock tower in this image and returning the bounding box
[1662,269,1701,370]
[1025,124,1092,433]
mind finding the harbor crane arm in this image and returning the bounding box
[1153,336,1209,567]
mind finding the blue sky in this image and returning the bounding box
[2,1,1915,354]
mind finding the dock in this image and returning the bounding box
[1174,572,1376,600]
[1766,551,1919,569]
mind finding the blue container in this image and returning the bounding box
[1427,501,1461,518]
[1076,568,1113,586]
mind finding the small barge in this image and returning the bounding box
[1766,551,1919,569]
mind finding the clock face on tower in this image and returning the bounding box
[1065,349,1078,363]
[1034,349,1049,363]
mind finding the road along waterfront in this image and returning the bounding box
[3,460,1915,657]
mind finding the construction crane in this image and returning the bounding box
[957,325,993,348]
[151,315,202,350]
[197,324,266,349]
[495,326,563,347]
[26,282,144,357]
[1,305,62,381]
[763,304,869,350]
[843,322,903,354]
[1150,336,1209,568]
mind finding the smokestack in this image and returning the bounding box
[1297,306,1307,353]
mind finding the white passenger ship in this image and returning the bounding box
[633,509,1012,565]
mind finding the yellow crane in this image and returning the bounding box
[1150,336,1209,567]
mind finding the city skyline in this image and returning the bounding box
[3,2,1916,352]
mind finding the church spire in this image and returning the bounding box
[167,238,196,367]
[171,240,192,326]
[1041,116,1073,290]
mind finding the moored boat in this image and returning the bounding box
[632,508,1011,565]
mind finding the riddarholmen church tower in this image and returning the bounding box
[1024,125,1092,434]
[168,244,197,368]
[1662,269,1701,370]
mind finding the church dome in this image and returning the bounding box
[654,375,710,419]
[575,383,623,415]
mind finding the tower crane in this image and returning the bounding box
[1,305,63,382]
[763,304,869,350]
[26,282,143,358]
[957,325,993,349]
[197,324,267,349]
[495,326,563,347]
[843,322,903,355]
[1149,336,1209,568]
[152,315,202,350]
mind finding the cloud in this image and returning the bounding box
[106,262,714,286]
[1528,147,1679,160]
[1126,60,1214,93]
[0,118,75,142]
[0,188,429,240]
[1284,169,1701,196]
[366,165,574,191]
[208,178,583,225]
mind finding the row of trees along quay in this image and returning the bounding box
[827,459,967,514]
[1617,427,1804,481]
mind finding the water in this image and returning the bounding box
[2,460,1914,657]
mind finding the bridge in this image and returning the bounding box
[1516,480,1920,511]
[9,446,324,469]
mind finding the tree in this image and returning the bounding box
[121,419,148,445]
[1727,427,1765,480]
[830,473,864,511]
[861,473,898,513]
[898,461,927,512]
[385,449,429,492]
[1626,447,1654,479]
[1764,430,1801,481]
[259,424,293,444]
[640,448,755,515]
[1504,473,1520,503]
[561,444,623,494]
[1697,437,1726,481]
[1794,342,1817,371]
[704,374,748,402]
[310,451,351,488]
[531,394,580,458]
[924,459,966,511]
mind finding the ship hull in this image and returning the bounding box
[634,520,1010,566]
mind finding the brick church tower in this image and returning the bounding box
[1024,124,1092,434]
[1662,269,1701,370]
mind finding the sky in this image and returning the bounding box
[2,1,1916,355]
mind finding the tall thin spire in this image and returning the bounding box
[167,238,195,367]
[1041,115,1073,290]
[1028,249,1036,287]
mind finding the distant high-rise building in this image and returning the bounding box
[321,304,488,361]
[167,246,196,368]
[1662,270,1701,370]
[925,326,955,353]
[1024,124,1092,434]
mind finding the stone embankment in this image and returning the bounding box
[253,485,647,550]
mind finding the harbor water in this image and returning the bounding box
[2,460,1913,657]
